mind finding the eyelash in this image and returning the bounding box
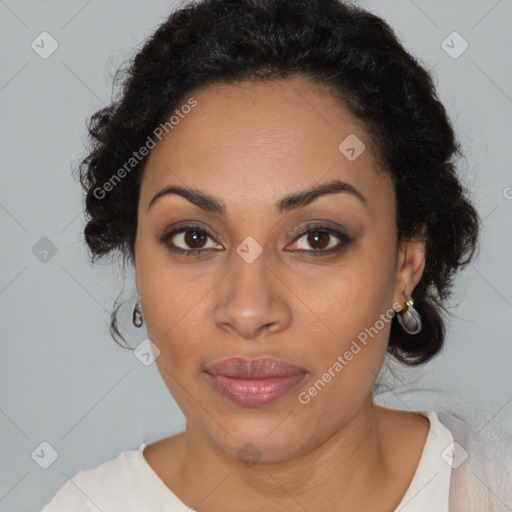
[158,224,352,258]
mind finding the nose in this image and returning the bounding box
[212,251,292,340]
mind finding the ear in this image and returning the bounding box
[134,260,142,301]
[392,224,427,311]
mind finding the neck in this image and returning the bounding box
[178,395,390,511]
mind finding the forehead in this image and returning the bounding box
[140,76,394,216]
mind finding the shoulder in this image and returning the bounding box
[397,409,453,511]
[40,443,150,512]
[438,410,512,511]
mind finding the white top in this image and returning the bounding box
[41,410,453,512]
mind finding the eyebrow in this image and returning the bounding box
[147,179,367,214]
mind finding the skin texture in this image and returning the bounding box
[135,75,429,511]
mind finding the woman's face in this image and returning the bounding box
[134,76,424,463]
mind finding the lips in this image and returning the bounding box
[204,356,307,378]
[204,357,308,407]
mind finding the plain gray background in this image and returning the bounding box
[0,0,511,510]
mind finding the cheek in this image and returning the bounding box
[136,256,206,371]
[295,296,392,429]
[305,293,392,395]
[291,244,396,399]
[136,230,198,323]
[142,289,208,413]
[292,241,396,343]
[143,294,205,371]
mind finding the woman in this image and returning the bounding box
[41,0,508,510]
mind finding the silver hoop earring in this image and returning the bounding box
[133,297,143,328]
[396,295,422,335]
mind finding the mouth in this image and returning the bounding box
[204,356,308,407]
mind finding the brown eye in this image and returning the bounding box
[305,230,330,250]
[159,225,223,254]
[289,225,352,256]
[183,229,208,248]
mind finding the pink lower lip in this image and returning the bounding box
[206,373,307,407]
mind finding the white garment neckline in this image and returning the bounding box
[135,409,453,512]
[393,410,453,511]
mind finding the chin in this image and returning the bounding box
[194,411,321,465]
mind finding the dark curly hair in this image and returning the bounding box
[78,0,480,365]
